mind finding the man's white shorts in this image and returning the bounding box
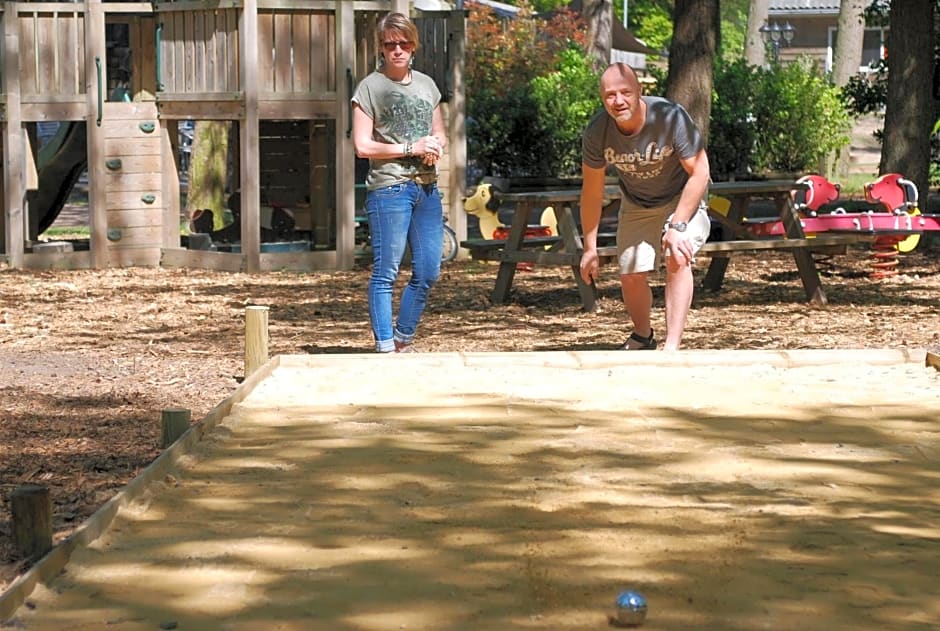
[616,196,711,275]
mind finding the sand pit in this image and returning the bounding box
[5,350,940,630]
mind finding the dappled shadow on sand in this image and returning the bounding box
[10,359,940,630]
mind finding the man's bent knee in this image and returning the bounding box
[620,271,648,286]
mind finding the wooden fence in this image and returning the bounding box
[16,6,86,100]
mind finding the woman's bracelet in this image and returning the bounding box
[403,141,413,157]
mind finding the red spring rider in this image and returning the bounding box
[864,173,919,279]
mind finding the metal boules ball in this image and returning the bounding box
[615,589,648,627]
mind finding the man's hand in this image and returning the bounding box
[662,229,693,265]
[580,248,600,284]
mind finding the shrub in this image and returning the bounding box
[751,59,852,174]
[530,47,601,177]
[467,85,556,178]
[841,58,888,116]
[709,58,758,179]
[709,58,851,179]
[466,2,589,179]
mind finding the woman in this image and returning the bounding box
[351,12,447,354]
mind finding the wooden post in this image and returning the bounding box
[244,305,269,376]
[337,0,355,269]
[11,484,52,560]
[86,0,109,268]
[240,0,261,272]
[3,5,26,267]
[161,407,191,448]
[447,10,468,256]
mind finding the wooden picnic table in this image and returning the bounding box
[461,180,864,311]
[703,180,865,304]
[461,187,617,311]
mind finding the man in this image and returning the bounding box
[579,63,711,351]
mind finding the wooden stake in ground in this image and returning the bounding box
[245,305,269,377]
[161,407,192,448]
[11,484,52,560]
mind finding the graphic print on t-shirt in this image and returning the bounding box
[604,142,675,181]
[379,91,432,141]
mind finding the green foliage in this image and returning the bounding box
[630,3,672,53]
[624,0,748,60]
[531,47,602,176]
[466,3,592,178]
[752,59,852,174]
[718,4,748,60]
[709,58,758,179]
[841,58,888,116]
[529,0,568,12]
[931,119,940,189]
[468,86,555,178]
[863,0,891,26]
[466,2,585,97]
[468,46,600,178]
[466,1,855,181]
[643,65,667,96]
[709,58,852,179]
[42,225,89,239]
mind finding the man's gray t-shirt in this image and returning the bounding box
[352,70,441,191]
[582,96,703,208]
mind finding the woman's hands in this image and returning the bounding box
[412,135,443,166]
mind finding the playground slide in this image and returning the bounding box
[28,122,88,238]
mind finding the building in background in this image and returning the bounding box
[768,0,887,72]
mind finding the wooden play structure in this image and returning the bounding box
[0,0,467,272]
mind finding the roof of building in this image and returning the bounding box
[768,1,841,14]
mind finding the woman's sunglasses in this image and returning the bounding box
[383,40,414,53]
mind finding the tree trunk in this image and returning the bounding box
[185,121,233,230]
[664,0,720,142]
[829,0,867,179]
[831,0,866,86]
[743,0,770,67]
[880,0,934,202]
[582,0,613,71]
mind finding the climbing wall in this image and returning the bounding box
[100,102,167,266]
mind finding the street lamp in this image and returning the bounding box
[759,21,795,64]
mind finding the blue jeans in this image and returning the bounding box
[366,180,442,352]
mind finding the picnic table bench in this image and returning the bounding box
[461,235,564,259]
[462,180,866,311]
[461,232,619,261]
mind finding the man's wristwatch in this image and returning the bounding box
[667,221,688,232]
